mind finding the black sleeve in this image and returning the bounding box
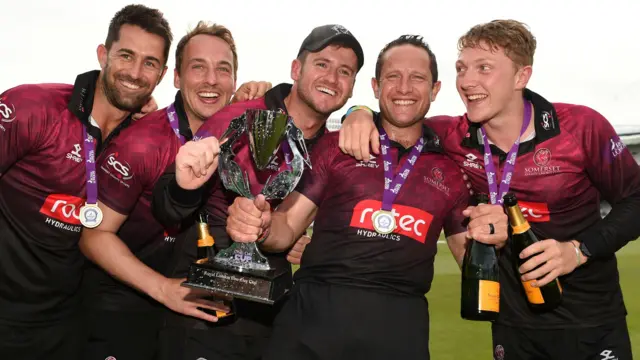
[572,107,640,259]
[575,188,640,259]
[150,161,211,228]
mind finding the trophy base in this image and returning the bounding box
[182,260,292,305]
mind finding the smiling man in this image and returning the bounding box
[224,34,508,360]
[150,24,365,360]
[0,4,171,360]
[339,19,640,360]
[78,21,274,360]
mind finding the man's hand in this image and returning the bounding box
[226,194,272,242]
[463,204,508,249]
[286,234,311,265]
[518,240,586,287]
[231,81,273,103]
[338,108,379,161]
[155,278,229,322]
[132,96,158,120]
[175,137,222,190]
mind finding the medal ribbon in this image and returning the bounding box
[379,125,424,211]
[479,100,532,205]
[166,103,216,144]
[82,126,98,205]
[166,103,186,144]
[280,138,293,171]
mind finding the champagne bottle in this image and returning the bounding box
[503,192,562,311]
[195,212,236,324]
[461,193,500,321]
[196,212,215,263]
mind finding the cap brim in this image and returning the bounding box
[305,34,365,71]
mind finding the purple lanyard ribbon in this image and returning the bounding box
[479,100,532,205]
[281,139,292,170]
[167,104,187,145]
[82,126,98,205]
[378,126,424,211]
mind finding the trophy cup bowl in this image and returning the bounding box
[247,109,289,171]
[182,109,310,305]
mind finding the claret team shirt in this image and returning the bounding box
[161,84,328,280]
[293,127,469,297]
[0,71,132,323]
[426,88,640,328]
[82,93,190,311]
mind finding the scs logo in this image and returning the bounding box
[349,199,433,243]
[39,194,84,225]
[0,100,16,123]
[106,153,132,180]
[518,201,550,222]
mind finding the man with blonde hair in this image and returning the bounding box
[338,19,639,360]
[79,20,271,360]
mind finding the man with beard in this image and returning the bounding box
[151,24,365,360]
[224,34,508,360]
[338,19,639,360]
[79,21,273,360]
[0,4,171,360]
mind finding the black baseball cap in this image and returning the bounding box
[297,24,365,72]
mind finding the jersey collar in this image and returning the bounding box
[460,88,561,156]
[68,70,133,154]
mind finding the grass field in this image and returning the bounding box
[428,238,640,359]
[292,237,640,358]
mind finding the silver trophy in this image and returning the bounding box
[183,109,310,304]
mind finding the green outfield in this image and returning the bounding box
[292,237,639,358]
[428,238,639,359]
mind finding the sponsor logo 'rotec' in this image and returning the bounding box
[39,194,85,225]
[518,201,550,222]
[349,199,433,243]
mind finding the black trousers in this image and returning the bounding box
[492,318,633,360]
[263,282,431,360]
[158,313,272,360]
[0,315,82,360]
[80,307,163,360]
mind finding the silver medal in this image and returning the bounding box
[372,210,396,234]
[79,203,103,228]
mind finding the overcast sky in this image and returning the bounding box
[1,0,638,131]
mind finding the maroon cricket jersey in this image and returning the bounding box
[293,128,469,297]
[0,71,133,323]
[427,88,640,328]
[82,106,184,310]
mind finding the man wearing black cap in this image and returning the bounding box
[151,24,364,360]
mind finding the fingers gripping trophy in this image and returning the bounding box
[183,109,311,304]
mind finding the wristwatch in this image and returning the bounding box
[579,242,592,258]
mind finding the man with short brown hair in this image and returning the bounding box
[225,34,508,360]
[79,20,272,360]
[0,4,171,360]
[175,22,239,79]
[152,23,367,360]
